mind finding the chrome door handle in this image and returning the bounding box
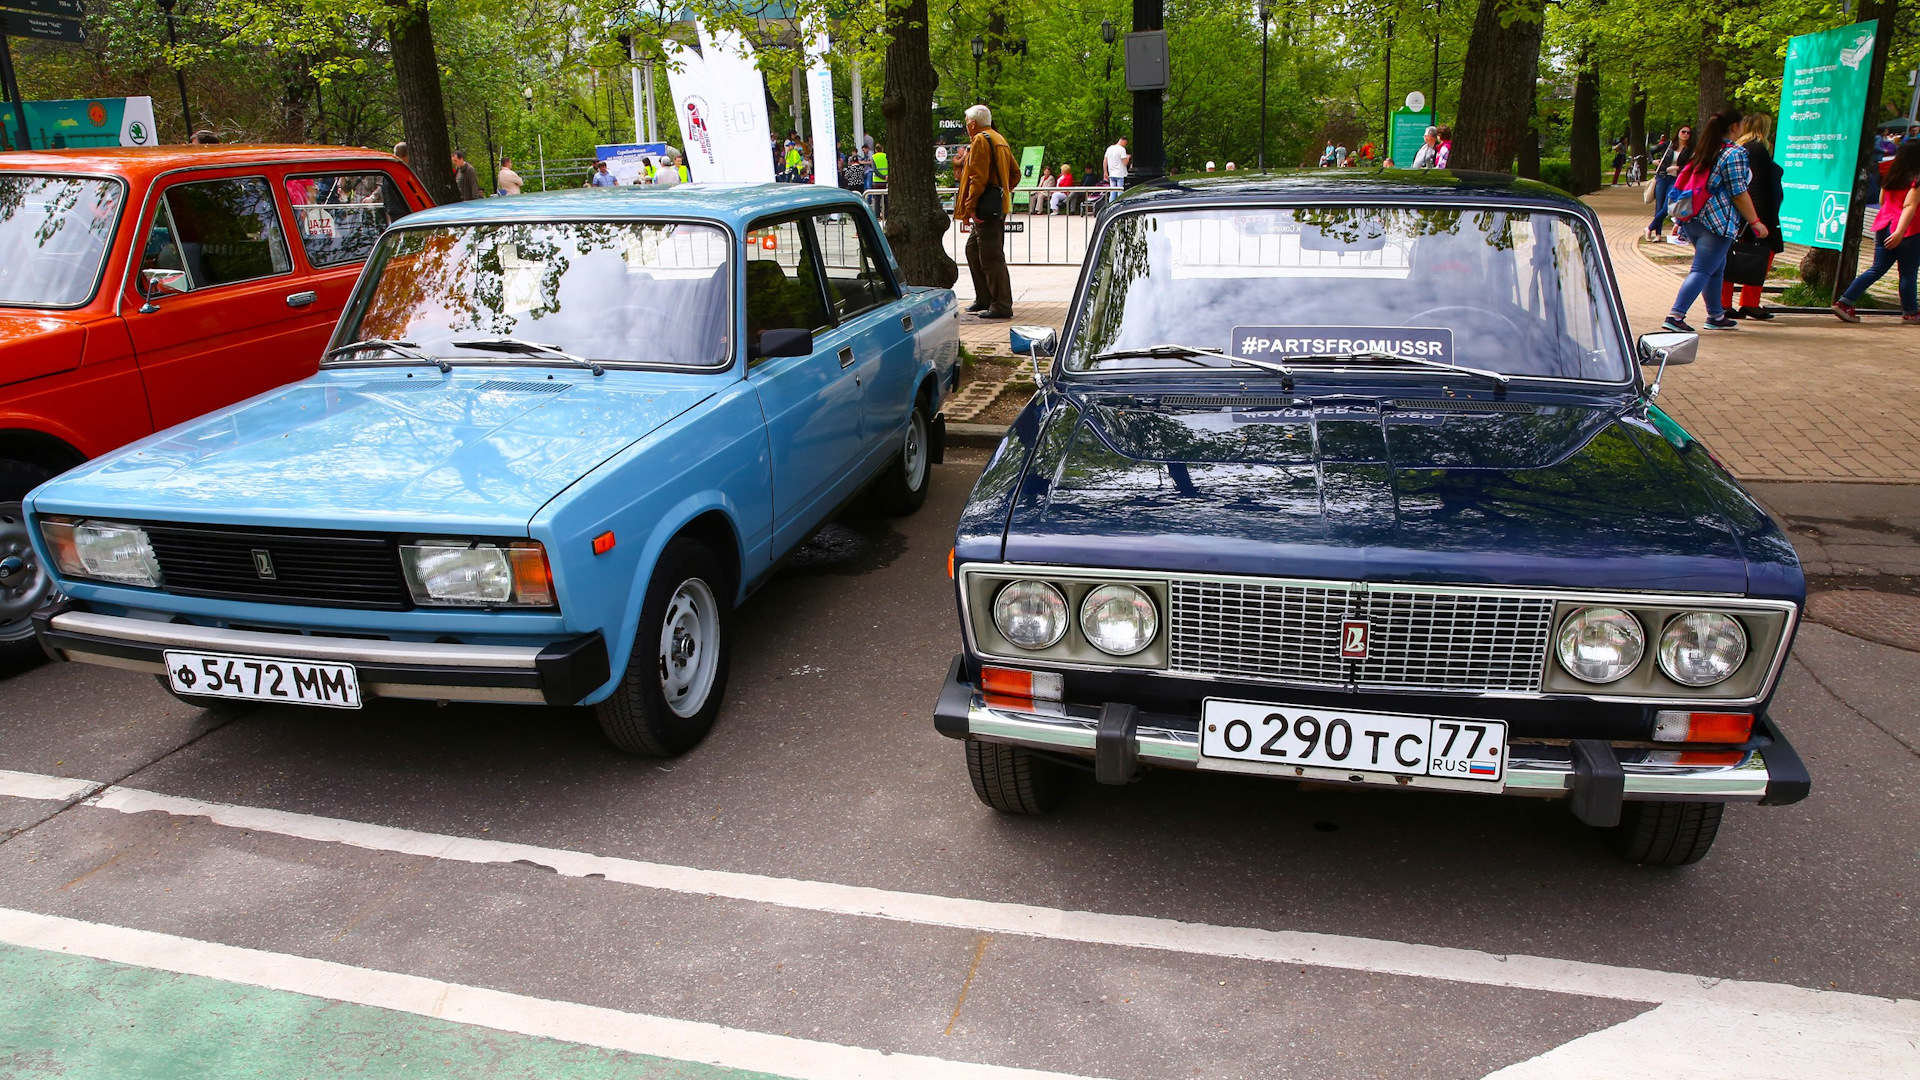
[900,315,913,332]
[838,346,856,368]
[286,291,317,307]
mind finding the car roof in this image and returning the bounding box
[1113,169,1590,212]
[0,144,407,182]
[396,183,870,230]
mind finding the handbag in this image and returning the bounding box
[1642,177,1656,204]
[1724,232,1772,286]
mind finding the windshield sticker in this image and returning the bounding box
[1231,325,1454,364]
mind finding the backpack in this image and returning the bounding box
[1666,159,1714,223]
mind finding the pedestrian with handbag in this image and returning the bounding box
[1648,125,1692,240]
[1661,107,1768,333]
[1833,139,1920,325]
[1722,113,1784,321]
[956,104,1017,320]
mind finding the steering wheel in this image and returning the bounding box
[1405,305,1528,343]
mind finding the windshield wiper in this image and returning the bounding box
[327,339,450,372]
[1284,351,1509,393]
[450,336,604,376]
[1089,344,1295,379]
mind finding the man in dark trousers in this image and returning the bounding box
[955,104,1016,319]
[451,150,483,201]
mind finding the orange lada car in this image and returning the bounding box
[0,145,433,664]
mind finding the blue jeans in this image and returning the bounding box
[1649,174,1675,232]
[1668,222,1734,322]
[1838,228,1920,315]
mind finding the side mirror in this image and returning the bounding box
[1009,325,1057,358]
[1637,331,1697,367]
[140,268,188,299]
[752,327,813,360]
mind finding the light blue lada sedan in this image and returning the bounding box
[24,184,958,754]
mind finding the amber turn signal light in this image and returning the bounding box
[592,531,616,555]
[980,665,1064,702]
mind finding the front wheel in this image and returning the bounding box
[965,740,1068,814]
[870,399,931,516]
[594,539,732,756]
[1608,801,1724,866]
[0,461,60,674]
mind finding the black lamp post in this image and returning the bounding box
[1257,1,1269,171]
[1100,18,1116,148]
[156,0,193,139]
[970,34,984,93]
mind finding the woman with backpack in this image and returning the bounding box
[1662,108,1769,333]
[1648,125,1692,241]
[1833,139,1920,325]
[1723,113,1784,321]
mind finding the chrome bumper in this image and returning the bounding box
[33,607,608,707]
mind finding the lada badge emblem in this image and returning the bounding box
[1340,619,1370,659]
[252,549,277,580]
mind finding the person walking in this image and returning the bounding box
[1434,125,1454,169]
[497,155,525,196]
[1411,127,1439,169]
[1104,136,1130,191]
[1648,125,1692,240]
[588,160,618,187]
[956,104,1017,320]
[869,142,889,218]
[1833,139,1920,325]
[1722,114,1783,321]
[451,150,483,200]
[1610,137,1628,186]
[1661,107,1767,333]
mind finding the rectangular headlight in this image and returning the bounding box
[39,517,162,588]
[401,539,554,608]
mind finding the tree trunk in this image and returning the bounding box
[1626,80,1648,176]
[1800,247,1840,295]
[881,0,959,288]
[1568,47,1600,195]
[1695,24,1726,132]
[1451,0,1546,173]
[389,0,457,205]
[1517,86,1539,179]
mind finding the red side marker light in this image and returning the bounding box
[592,531,616,555]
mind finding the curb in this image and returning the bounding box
[946,422,1009,449]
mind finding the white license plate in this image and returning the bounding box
[163,650,362,709]
[1199,699,1505,783]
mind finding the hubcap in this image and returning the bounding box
[903,411,928,491]
[656,577,720,718]
[0,502,55,640]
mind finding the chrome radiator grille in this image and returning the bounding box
[1168,580,1555,693]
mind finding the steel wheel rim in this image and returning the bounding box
[903,411,928,491]
[656,577,719,718]
[0,500,55,638]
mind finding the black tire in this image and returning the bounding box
[0,460,60,674]
[1609,801,1724,866]
[965,739,1067,814]
[870,397,931,516]
[594,538,732,756]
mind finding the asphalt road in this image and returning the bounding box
[1,454,1916,1079]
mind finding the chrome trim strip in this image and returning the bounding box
[49,611,544,669]
[956,562,1799,706]
[963,694,1770,801]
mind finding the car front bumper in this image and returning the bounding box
[931,657,1811,814]
[33,603,608,707]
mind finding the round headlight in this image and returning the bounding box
[1556,607,1645,684]
[1658,612,1747,687]
[1080,584,1159,656]
[993,580,1068,649]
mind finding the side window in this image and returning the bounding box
[810,211,894,321]
[145,176,292,291]
[285,171,410,268]
[743,217,831,353]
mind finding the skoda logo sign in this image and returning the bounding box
[127,121,149,145]
[251,549,277,580]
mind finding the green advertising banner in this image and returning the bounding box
[1776,21,1877,249]
[1390,109,1431,168]
[20,96,157,149]
[1014,144,1045,209]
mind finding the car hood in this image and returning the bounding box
[1001,393,1753,594]
[33,370,713,529]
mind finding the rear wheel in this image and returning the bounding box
[593,539,732,756]
[965,739,1067,814]
[0,460,60,674]
[870,398,931,516]
[1609,801,1724,866]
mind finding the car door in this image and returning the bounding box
[745,214,866,556]
[278,166,421,360]
[807,208,912,462]
[122,169,316,429]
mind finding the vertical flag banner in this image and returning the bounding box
[1776,21,1877,249]
[696,21,775,183]
[662,39,719,181]
[807,33,837,187]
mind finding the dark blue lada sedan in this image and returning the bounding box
[933,172,1808,865]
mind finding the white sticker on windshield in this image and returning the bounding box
[1231,325,1453,364]
[498,242,544,315]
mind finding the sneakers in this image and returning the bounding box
[1739,305,1774,321]
[1904,313,1920,326]
[1833,300,1861,323]
[1703,315,1739,330]
[1661,316,1696,333]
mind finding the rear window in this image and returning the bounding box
[285,171,411,268]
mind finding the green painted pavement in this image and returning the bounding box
[0,940,794,1080]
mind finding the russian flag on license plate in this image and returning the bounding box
[1469,760,1498,776]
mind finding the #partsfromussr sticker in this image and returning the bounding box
[1231,326,1454,363]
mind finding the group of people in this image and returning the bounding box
[1023,139,1128,215]
[1409,126,1452,169]
[1319,141,1377,168]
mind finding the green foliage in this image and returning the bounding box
[1536,157,1571,192]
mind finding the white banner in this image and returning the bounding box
[661,39,719,181]
[807,34,837,186]
[695,22,775,183]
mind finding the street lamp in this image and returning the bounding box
[156,0,193,140]
[971,34,985,93]
[1101,18,1116,147]
[1257,1,1269,171]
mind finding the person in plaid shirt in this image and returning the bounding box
[1664,107,1770,333]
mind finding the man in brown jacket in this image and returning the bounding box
[955,104,1017,319]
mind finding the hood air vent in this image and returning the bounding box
[1391,398,1535,414]
[474,380,571,394]
[1158,395,1304,409]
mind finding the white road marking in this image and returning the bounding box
[2,773,1916,1076]
[0,770,99,802]
[0,906,1106,1080]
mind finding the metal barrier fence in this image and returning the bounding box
[864,186,1104,266]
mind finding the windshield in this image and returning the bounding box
[1066,205,1629,382]
[336,220,732,367]
[0,175,123,307]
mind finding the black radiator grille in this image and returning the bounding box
[140,522,412,610]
